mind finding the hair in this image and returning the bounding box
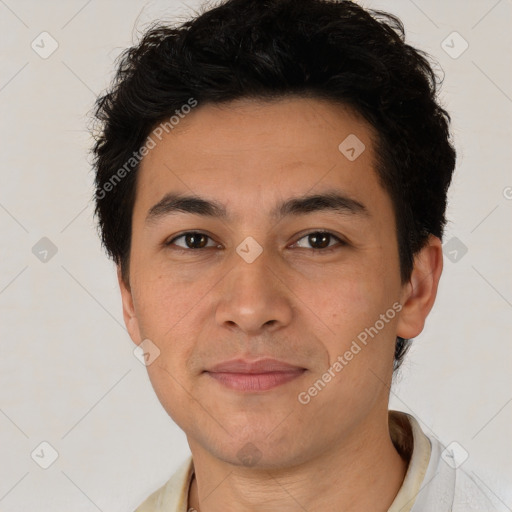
[91,0,456,370]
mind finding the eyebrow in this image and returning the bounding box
[145,190,369,225]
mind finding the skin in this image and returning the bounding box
[119,97,443,511]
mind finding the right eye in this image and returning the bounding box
[165,231,220,250]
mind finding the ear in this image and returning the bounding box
[117,266,142,346]
[396,235,443,339]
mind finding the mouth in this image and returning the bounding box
[204,358,307,392]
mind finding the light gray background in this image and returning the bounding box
[0,0,511,510]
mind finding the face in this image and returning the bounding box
[119,97,435,468]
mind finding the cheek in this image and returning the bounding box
[132,270,211,376]
[131,267,204,337]
[303,268,376,328]
[137,275,204,422]
[302,265,397,358]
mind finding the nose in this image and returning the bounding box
[215,248,293,336]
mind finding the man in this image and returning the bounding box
[91,0,498,510]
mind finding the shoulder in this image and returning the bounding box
[451,464,502,512]
[133,456,194,512]
[408,415,501,512]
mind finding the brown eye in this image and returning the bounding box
[167,232,217,249]
[294,231,344,250]
[308,232,330,249]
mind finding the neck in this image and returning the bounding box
[187,413,408,512]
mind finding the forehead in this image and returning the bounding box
[134,97,389,221]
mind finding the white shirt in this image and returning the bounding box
[134,411,500,511]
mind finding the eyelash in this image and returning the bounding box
[165,230,346,252]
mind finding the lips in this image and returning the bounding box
[207,358,304,374]
[205,358,306,392]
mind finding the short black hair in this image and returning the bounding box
[91,0,456,370]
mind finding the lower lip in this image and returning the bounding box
[206,370,306,392]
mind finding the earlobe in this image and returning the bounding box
[396,235,443,339]
[117,266,142,345]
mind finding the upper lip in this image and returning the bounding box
[206,358,305,374]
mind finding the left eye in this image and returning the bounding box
[293,231,344,250]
